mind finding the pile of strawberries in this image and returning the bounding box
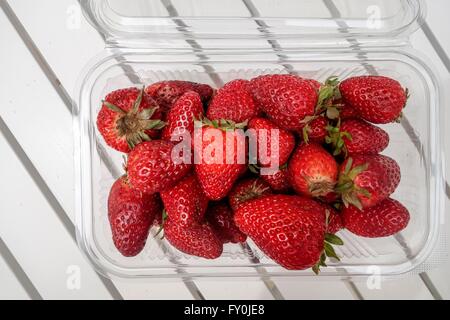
[97,74,410,273]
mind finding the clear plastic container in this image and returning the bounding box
[74,0,446,279]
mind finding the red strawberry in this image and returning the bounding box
[127,140,191,194]
[194,120,247,200]
[108,176,161,256]
[288,143,338,198]
[305,79,322,91]
[145,80,214,112]
[160,173,208,227]
[339,76,408,124]
[346,119,389,155]
[260,166,291,192]
[164,219,223,259]
[289,197,342,234]
[327,208,344,234]
[228,178,272,211]
[250,74,317,131]
[248,117,295,167]
[301,115,328,144]
[207,79,259,123]
[343,198,410,237]
[97,87,164,153]
[335,99,360,120]
[206,202,247,243]
[337,155,400,209]
[161,91,204,143]
[234,195,342,271]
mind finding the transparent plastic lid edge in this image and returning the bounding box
[79,0,424,48]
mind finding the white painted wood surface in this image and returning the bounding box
[0,0,449,299]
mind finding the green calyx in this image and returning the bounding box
[325,119,352,156]
[300,115,318,144]
[316,76,341,113]
[197,116,248,131]
[334,158,370,210]
[312,224,344,275]
[103,86,166,150]
[302,76,342,144]
[312,212,344,275]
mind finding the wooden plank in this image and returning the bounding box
[196,280,275,300]
[0,239,31,300]
[167,0,358,300]
[409,26,450,300]
[1,1,198,300]
[422,0,450,62]
[5,0,279,300]
[356,277,434,300]
[272,279,355,300]
[7,0,449,300]
[0,120,114,299]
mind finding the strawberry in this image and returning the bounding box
[335,99,360,120]
[97,87,164,153]
[206,202,247,243]
[164,219,223,259]
[327,119,389,156]
[291,197,343,234]
[161,91,204,143]
[127,140,191,194]
[248,117,295,167]
[194,119,247,200]
[305,79,322,91]
[288,143,338,198]
[343,198,410,237]
[326,208,344,234]
[160,173,208,226]
[339,76,408,124]
[301,115,328,144]
[234,195,343,271]
[228,178,272,211]
[107,176,161,256]
[250,74,317,131]
[145,80,214,112]
[336,155,401,209]
[260,166,291,192]
[207,79,259,123]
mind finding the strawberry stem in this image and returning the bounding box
[200,116,248,131]
[131,86,145,114]
[325,119,352,157]
[312,232,344,275]
[335,159,370,210]
[316,76,341,113]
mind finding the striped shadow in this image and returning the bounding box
[322,0,443,300]
[159,0,286,300]
[0,236,42,300]
[0,0,123,300]
[241,0,364,300]
[77,0,206,300]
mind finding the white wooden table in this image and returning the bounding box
[1,0,449,300]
